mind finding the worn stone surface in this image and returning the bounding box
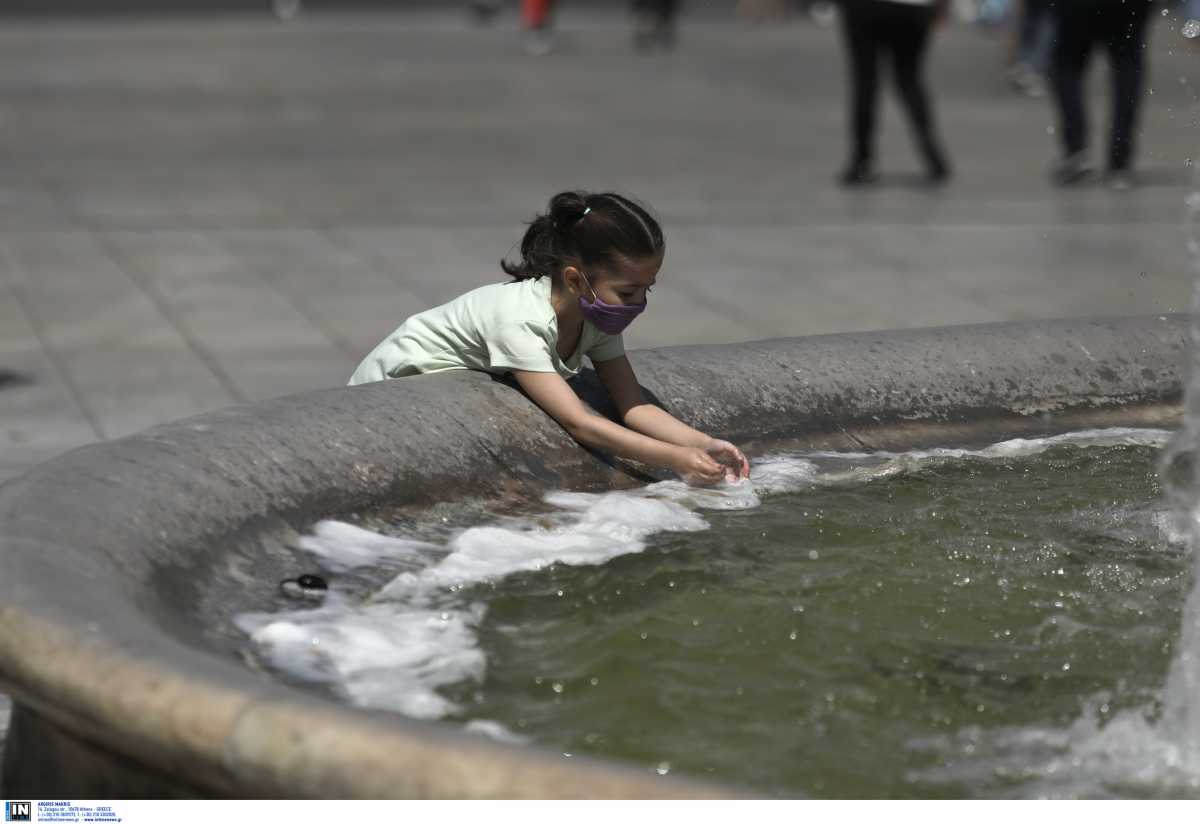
[0,317,1188,798]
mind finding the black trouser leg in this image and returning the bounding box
[1018,0,1050,58]
[840,3,880,166]
[1050,2,1094,158]
[888,6,945,171]
[1103,2,1151,171]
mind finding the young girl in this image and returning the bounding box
[349,191,751,487]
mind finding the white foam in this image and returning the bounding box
[236,597,486,720]
[237,426,1174,733]
[908,699,1200,797]
[295,520,440,572]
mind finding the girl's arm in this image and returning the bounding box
[511,369,727,485]
[594,356,750,480]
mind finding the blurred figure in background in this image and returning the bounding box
[522,0,556,56]
[837,0,952,186]
[632,0,680,50]
[1006,0,1053,97]
[468,0,503,24]
[1049,0,1154,188]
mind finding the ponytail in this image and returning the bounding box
[501,190,664,282]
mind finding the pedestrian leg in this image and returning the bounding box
[1103,1,1151,174]
[1048,1,1095,181]
[889,5,950,181]
[522,0,553,28]
[839,1,881,183]
[522,0,555,55]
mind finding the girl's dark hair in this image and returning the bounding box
[501,191,664,283]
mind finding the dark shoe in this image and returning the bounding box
[634,12,676,51]
[925,151,951,185]
[839,161,878,187]
[468,0,500,24]
[1052,151,1093,186]
[654,20,677,49]
[633,12,657,50]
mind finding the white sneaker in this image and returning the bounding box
[1052,151,1093,186]
[523,27,554,57]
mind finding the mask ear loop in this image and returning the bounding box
[578,270,599,302]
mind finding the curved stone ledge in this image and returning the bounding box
[0,316,1188,797]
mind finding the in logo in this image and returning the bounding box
[4,802,31,822]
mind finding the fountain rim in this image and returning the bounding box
[0,315,1188,798]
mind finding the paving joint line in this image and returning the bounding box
[88,229,249,405]
[0,241,108,441]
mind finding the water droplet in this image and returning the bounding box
[808,550,820,561]
[552,682,564,693]
[1183,19,1200,38]
[792,604,805,613]
[655,761,671,775]
[789,630,798,640]
[668,580,676,588]
[691,618,702,627]
[556,589,564,597]
[1062,662,1071,671]
[590,677,599,686]
[639,631,648,640]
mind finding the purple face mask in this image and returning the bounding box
[578,272,647,335]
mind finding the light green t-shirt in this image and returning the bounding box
[348,277,626,385]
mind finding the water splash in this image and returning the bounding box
[1157,181,1200,746]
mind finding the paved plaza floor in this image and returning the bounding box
[1,8,1199,477]
[0,4,1198,766]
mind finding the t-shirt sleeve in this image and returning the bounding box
[586,332,625,364]
[486,321,557,373]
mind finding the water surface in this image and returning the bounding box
[238,428,1200,798]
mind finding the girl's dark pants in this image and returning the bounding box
[839,0,945,169]
[1050,0,1152,172]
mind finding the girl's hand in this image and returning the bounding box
[705,439,751,482]
[673,447,727,486]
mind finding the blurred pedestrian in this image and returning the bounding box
[838,0,952,186]
[632,0,680,50]
[1048,0,1154,188]
[522,0,556,56]
[468,0,503,25]
[1006,0,1053,97]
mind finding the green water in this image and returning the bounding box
[448,442,1193,798]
